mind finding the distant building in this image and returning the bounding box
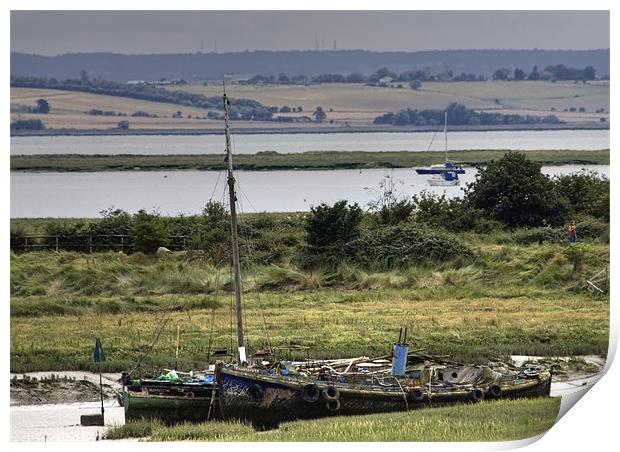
[378,76,394,86]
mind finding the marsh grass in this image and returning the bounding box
[10,149,610,172]
[104,397,560,442]
[10,236,609,373]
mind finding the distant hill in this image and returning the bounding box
[11,49,610,82]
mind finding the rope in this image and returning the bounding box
[205,267,222,363]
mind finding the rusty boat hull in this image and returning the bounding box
[217,365,552,427]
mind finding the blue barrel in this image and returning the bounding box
[392,343,408,376]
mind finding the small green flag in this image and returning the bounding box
[93,337,106,363]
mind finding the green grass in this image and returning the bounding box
[104,397,560,442]
[10,149,609,172]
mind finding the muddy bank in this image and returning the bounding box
[10,372,122,406]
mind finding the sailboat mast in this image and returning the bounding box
[444,110,448,163]
[223,84,246,363]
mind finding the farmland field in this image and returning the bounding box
[11,81,610,131]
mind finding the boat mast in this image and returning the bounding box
[444,110,448,163]
[223,82,246,363]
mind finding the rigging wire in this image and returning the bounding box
[425,122,443,152]
[235,180,274,352]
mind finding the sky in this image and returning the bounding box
[10,10,610,56]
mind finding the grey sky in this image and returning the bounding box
[11,10,609,56]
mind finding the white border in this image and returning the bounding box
[3,3,615,452]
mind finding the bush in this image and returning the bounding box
[306,201,362,250]
[343,225,474,269]
[299,224,473,270]
[131,210,170,254]
[412,193,501,233]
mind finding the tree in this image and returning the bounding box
[465,152,569,227]
[80,69,89,82]
[190,201,230,260]
[513,68,525,81]
[583,66,596,81]
[279,106,291,113]
[527,66,540,81]
[117,120,130,130]
[306,200,362,249]
[313,106,326,122]
[131,209,170,254]
[410,80,422,90]
[35,99,50,114]
[492,68,510,81]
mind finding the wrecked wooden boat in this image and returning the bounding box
[122,370,218,422]
[120,84,245,423]
[216,334,551,428]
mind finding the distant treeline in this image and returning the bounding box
[374,103,561,127]
[10,75,277,121]
[10,118,45,131]
[241,68,485,85]
[493,64,599,81]
[241,64,602,86]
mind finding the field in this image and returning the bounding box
[11,81,610,131]
[10,233,610,373]
[183,81,610,124]
[10,149,610,172]
[104,397,561,442]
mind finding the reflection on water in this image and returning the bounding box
[10,129,610,155]
[10,165,609,218]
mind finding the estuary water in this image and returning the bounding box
[10,129,610,155]
[10,165,609,218]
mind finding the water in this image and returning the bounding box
[10,129,609,156]
[10,165,609,218]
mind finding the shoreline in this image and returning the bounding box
[10,122,610,137]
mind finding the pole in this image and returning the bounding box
[175,325,180,369]
[444,110,448,162]
[99,361,104,418]
[223,81,246,363]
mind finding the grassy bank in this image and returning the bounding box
[104,397,560,442]
[10,236,609,373]
[10,149,610,172]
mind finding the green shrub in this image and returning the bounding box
[553,170,609,220]
[306,200,362,250]
[131,210,170,254]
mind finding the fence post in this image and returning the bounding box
[183,237,186,250]
[120,236,124,251]
[55,236,59,252]
[89,236,93,253]
[24,236,28,251]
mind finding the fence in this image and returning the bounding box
[10,234,191,253]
